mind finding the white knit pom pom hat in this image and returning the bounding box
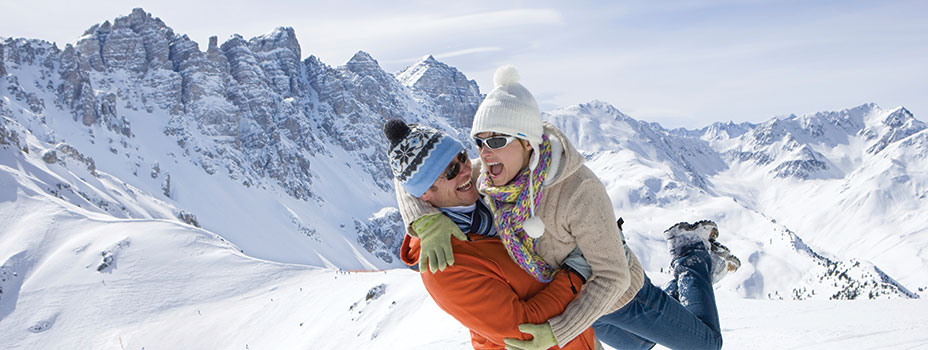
[471,65,544,169]
[472,65,547,238]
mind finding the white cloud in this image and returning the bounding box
[383,47,503,67]
[305,8,563,42]
[1,1,924,128]
[435,47,503,60]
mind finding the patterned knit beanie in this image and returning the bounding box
[383,119,464,197]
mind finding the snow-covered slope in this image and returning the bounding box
[2,7,928,350]
[1,138,926,349]
[0,115,461,349]
[0,8,483,270]
[705,104,928,295]
[545,100,925,299]
[1,176,926,349]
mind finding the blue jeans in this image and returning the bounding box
[592,242,722,350]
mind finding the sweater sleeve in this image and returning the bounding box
[422,260,585,346]
[394,178,440,237]
[547,175,631,345]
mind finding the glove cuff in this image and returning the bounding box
[411,213,443,237]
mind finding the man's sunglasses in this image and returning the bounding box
[474,135,517,150]
[442,151,468,180]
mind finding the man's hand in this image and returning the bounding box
[412,213,467,273]
[504,322,557,350]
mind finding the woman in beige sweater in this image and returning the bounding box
[398,66,732,350]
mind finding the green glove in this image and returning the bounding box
[412,213,467,273]
[504,322,557,350]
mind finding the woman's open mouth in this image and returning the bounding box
[487,162,503,178]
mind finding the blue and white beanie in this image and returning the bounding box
[383,119,464,197]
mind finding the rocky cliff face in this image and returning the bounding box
[397,55,483,131]
[3,8,924,299]
[0,8,481,266]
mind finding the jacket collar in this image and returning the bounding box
[541,122,584,187]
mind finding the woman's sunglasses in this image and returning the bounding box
[474,135,517,150]
[442,151,468,180]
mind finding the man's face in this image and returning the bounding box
[420,151,480,208]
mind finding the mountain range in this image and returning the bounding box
[1,8,924,326]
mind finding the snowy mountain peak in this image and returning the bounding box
[248,26,301,59]
[0,7,497,271]
[881,106,919,128]
[549,100,632,124]
[548,100,663,152]
[121,8,170,32]
[3,9,927,323]
[343,50,399,87]
[847,102,879,117]
[74,8,177,74]
[864,105,925,154]
[699,121,755,140]
[346,50,378,67]
[394,55,482,130]
[546,100,927,300]
[577,99,623,116]
[396,54,466,87]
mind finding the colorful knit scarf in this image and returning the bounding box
[480,135,556,282]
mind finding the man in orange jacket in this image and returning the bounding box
[401,234,595,349]
[386,120,598,349]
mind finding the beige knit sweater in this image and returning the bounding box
[396,123,645,346]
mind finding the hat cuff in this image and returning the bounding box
[402,136,464,197]
[470,115,543,146]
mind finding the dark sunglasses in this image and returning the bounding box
[474,135,517,150]
[442,151,468,180]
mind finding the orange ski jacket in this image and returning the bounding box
[401,233,597,349]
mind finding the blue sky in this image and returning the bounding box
[1,0,925,129]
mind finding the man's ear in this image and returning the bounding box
[420,188,434,202]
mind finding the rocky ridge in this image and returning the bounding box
[0,8,480,266]
[2,9,925,300]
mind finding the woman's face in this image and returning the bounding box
[475,132,533,186]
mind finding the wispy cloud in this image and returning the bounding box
[1,1,924,128]
[273,7,566,71]
[436,47,503,59]
[305,8,563,43]
[384,47,503,66]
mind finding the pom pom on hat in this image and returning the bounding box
[383,119,412,147]
[522,216,545,238]
[493,65,521,87]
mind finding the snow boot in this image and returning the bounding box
[664,220,740,284]
[663,220,716,254]
[709,240,741,284]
